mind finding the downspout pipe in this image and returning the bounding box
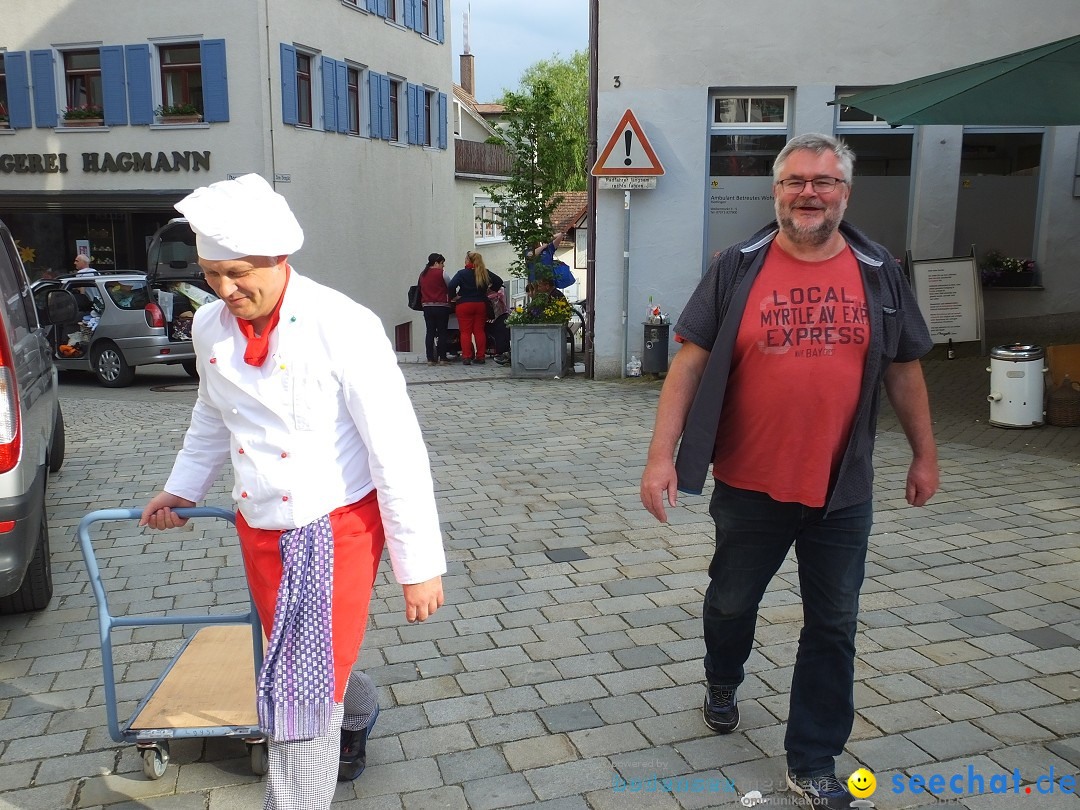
[585,0,599,378]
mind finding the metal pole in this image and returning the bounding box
[621,189,630,377]
[585,0,598,379]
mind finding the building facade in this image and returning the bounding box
[0,0,455,351]
[592,1,1080,377]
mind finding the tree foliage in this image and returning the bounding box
[482,51,587,278]
[514,51,588,192]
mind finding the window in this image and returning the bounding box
[296,52,312,127]
[347,66,360,134]
[104,280,150,310]
[386,0,399,23]
[474,197,505,243]
[421,0,430,35]
[713,95,786,126]
[388,77,400,141]
[709,92,789,176]
[423,88,433,146]
[160,44,202,112]
[65,50,102,110]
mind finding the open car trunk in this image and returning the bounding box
[147,218,217,342]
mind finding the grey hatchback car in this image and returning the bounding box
[34,264,215,387]
[0,218,76,613]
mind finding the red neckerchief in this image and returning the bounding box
[236,266,291,367]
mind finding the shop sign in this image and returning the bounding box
[0,150,212,174]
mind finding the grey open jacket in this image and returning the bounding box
[674,220,932,513]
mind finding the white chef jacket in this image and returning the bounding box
[164,270,446,585]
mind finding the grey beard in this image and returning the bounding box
[777,213,836,247]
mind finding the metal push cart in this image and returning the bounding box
[78,507,268,780]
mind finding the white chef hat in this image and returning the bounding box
[175,173,304,261]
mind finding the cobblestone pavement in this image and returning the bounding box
[0,356,1077,809]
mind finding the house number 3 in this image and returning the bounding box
[613,76,621,88]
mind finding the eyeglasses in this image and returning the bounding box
[776,177,848,193]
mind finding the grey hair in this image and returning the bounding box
[773,133,855,186]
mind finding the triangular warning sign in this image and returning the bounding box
[591,109,664,176]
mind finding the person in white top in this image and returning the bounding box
[73,254,95,276]
[139,174,446,810]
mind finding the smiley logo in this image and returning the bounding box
[848,768,877,798]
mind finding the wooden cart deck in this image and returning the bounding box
[130,625,259,730]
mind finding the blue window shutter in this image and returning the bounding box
[368,71,382,138]
[377,0,389,18]
[125,45,153,125]
[435,0,445,43]
[380,74,391,140]
[29,50,58,128]
[100,46,128,125]
[4,53,32,129]
[366,0,378,12]
[438,91,447,149]
[320,55,337,131]
[414,0,425,33]
[201,39,230,122]
[403,0,415,30]
[280,44,298,125]
[335,60,348,133]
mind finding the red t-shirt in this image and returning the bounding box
[712,244,869,506]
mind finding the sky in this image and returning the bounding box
[449,0,590,102]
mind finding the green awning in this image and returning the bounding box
[832,35,1080,126]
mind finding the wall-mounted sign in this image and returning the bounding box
[592,109,664,177]
[0,150,212,175]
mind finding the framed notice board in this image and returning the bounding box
[908,249,985,352]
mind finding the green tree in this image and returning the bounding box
[482,79,565,280]
[512,51,588,192]
[482,51,587,279]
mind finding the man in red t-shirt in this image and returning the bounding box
[641,134,938,809]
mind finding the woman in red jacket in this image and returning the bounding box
[418,253,450,364]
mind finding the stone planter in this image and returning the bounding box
[509,323,568,378]
[63,118,104,128]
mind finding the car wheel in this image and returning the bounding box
[49,405,65,473]
[92,342,136,387]
[182,360,198,379]
[0,496,52,614]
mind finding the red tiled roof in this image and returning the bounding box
[549,191,588,233]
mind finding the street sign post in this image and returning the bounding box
[591,110,664,376]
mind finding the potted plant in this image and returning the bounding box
[0,103,9,129]
[62,104,105,127]
[506,290,574,377]
[980,250,1037,288]
[155,102,202,124]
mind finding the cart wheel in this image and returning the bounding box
[248,741,268,776]
[141,742,170,780]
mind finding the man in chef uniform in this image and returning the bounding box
[140,173,446,809]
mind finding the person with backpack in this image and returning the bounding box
[418,253,450,365]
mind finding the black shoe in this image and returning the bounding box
[475,358,486,364]
[338,704,379,781]
[462,358,473,365]
[702,682,739,733]
[786,771,855,809]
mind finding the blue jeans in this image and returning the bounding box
[704,481,873,777]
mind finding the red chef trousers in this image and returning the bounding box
[235,490,385,702]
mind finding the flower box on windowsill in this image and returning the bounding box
[159,114,203,125]
[63,118,104,128]
[982,270,1037,288]
[0,121,9,129]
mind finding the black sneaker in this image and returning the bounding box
[786,771,856,809]
[462,358,473,365]
[702,682,739,733]
[338,704,379,781]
